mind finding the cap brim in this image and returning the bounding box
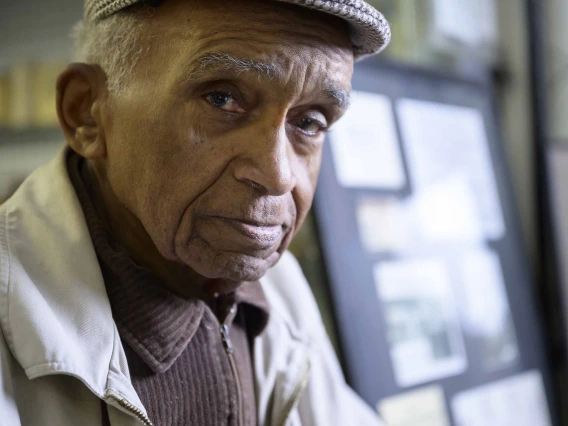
[274,0,391,59]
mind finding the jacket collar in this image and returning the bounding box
[0,146,145,412]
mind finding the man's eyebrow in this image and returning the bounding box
[186,51,284,81]
[326,87,351,110]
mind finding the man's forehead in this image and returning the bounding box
[185,50,352,109]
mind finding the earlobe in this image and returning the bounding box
[56,63,107,159]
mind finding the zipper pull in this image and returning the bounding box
[220,323,234,354]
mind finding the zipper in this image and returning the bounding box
[218,303,244,426]
[277,358,311,426]
[105,390,154,426]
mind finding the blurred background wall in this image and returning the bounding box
[0,0,80,200]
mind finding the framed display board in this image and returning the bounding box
[313,59,557,425]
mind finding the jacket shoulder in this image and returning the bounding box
[260,251,324,340]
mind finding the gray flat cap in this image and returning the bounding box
[84,0,391,58]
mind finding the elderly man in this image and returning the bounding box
[0,0,390,425]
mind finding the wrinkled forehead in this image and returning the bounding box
[155,0,352,44]
[141,0,354,88]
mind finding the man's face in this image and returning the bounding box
[100,0,354,282]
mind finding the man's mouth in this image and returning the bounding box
[221,218,284,247]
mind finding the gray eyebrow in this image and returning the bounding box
[187,51,283,81]
[326,87,351,110]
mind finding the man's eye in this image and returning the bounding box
[296,117,326,135]
[205,91,245,113]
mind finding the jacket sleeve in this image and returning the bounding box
[275,252,384,426]
[298,313,385,426]
[0,327,22,425]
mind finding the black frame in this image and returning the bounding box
[526,0,568,422]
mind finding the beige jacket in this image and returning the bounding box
[0,147,383,426]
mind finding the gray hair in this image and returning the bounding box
[72,7,148,95]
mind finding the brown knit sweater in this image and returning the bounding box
[67,152,270,426]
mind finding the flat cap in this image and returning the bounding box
[84,0,391,59]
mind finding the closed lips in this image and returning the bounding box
[222,218,283,244]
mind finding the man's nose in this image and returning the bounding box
[233,123,296,196]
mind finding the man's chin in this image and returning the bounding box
[182,248,282,283]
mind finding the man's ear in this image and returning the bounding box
[56,63,108,159]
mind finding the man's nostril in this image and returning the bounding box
[246,179,267,192]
